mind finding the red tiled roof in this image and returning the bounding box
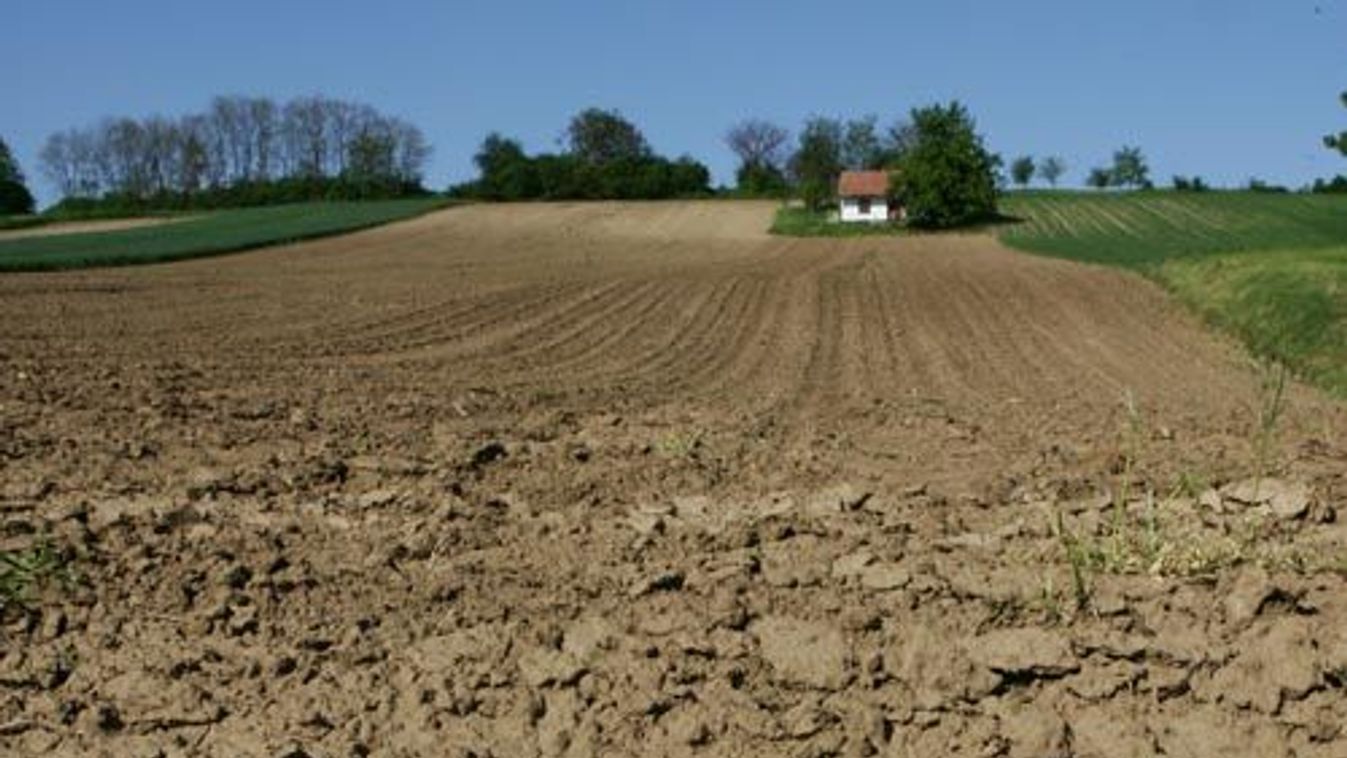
[837,170,890,197]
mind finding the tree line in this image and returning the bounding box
[720,103,1000,228]
[451,108,711,201]
[7,87,1347,219]
[35,95,432,212]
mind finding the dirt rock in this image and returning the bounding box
[1154,705,1292,758]
[1222,478,1312,520]
[1207,618,1320,714]
[752,616,852,690]
[967,628,1079,680]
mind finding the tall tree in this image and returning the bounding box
[892,102,998,229]
[1326,91,1347,158]
[0,137,36,214]
[1039,156,1067,187]
[567,108,650,165]
[841,115,884,170]
[1109,146,1150,189]
[789,117,843,211]
[725,119,790,195]
[1010,155,1036,188]
[473,133,535,199]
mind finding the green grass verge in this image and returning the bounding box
[770,206,907,237]
[999,191,1347,267]
[1160,249,1347,393]
[0,215,51,232]
[0,198,451,272]
[999,191,1347,396]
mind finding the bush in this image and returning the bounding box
[1312,175,1347,194]
[0,180,35,215]
[45,177,430,216]
[454,147,712,201]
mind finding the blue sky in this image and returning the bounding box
[9,1,1347,203]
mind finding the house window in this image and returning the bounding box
[858,198,871,214]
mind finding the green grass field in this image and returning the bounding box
[1000,191,1347,395]
[0,199,449,272]
[770,206,908,237]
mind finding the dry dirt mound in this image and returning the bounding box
[1,201,1345,756]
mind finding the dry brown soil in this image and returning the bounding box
[0,217,190,242]
[2,201,1346,756]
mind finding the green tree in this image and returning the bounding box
[473,133,538,199]
[1039,156,1066,187]
[1087,167,1112,190]
[567,108,651,165]
[1325,91,1347,157]
[1109,146,1150,189]
[789,117,843,211]
[0,137,36,215]
[842,116,884,170]
[1010,155,1036,188]
[892,102,998,229]
[344,130,397,190]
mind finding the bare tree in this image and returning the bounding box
[283,96,329,179]
[725,119,791,173]
[39,93,432,201]
[39,131,78,197]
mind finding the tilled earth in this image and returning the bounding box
[1,201,1346,757]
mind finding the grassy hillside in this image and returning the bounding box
[1000,191,1347,395]
[0,199,449,272]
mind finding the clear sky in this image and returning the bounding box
[9,0,1347,204]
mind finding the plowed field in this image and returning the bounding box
[3,202,1346,756]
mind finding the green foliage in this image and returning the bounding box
[1173,175,1209,192]
[40,175,428,216]
[0,198,447,272]
[1325,90,1347,157]
[456,113,711,201]
[1247,178,1289,194]
[1109,146,1150,189]
[790,117,844,211]
[892,102,998,229]
[0,137,36,215]
[1,539,75,609]
[1086,167,1112,189]
[769,206,905,237]
[735,162,790,198]
[1001,191,1347,396]
[470,133,539,200]
[724,119,792,197]
[567,108,651,165]
[1010,155,1036,188]
[842,116,885,170]
[1039,156,1067,188]
[1312,175,1347,194]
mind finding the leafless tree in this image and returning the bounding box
[38,94,433,200]
[724,119,791,173]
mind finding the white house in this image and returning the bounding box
[838,170,895,223]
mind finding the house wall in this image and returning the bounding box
[839,197,889,223]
